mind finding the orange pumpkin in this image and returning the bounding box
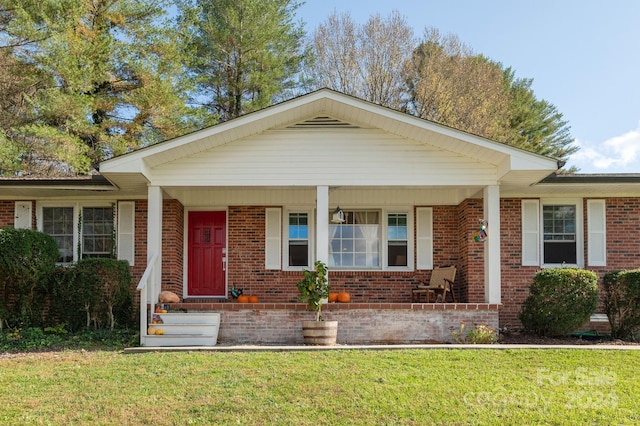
[237,295,249,303]
[337,291,351,303]
[248,295,259,303]
[328,293,339,303]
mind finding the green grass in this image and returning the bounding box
[1,349,638,425]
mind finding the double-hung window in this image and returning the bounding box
[42,207,75,263]
[387,213,408,266]
[543,204,576,264]
[82,207,115,259]
[288,212,309,267]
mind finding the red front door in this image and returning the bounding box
[188,211,227,297]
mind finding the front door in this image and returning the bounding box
[188,211,227,297]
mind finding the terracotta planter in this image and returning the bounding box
[301,320,338,345]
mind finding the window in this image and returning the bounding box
[39,203,118,263]
[330,210,380,268]
[543,205,576,264]
[288,213,309,266]
[42,207,74,263]
[82,207,114,258]
[387,213,408,266]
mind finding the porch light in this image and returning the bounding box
[331,206,345,223]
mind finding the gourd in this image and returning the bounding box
[147,326,157,335]
[155,329,165,335]
[237,295,249,303]
[337,291,351,303]
[328,293,339,303]
[248,295,259,303]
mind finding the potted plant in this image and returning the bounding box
[296,260,338,345]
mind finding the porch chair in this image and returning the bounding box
[412,266,457,303]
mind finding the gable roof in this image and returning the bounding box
[99,89,559,195]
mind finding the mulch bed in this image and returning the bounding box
[498,330,639,346]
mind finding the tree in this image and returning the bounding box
[0,0,198,176]
[179,0,307,121]
[404,28,577,163]
[308,10,415,110]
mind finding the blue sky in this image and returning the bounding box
[297,1,640,173]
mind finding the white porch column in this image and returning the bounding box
[316,186,329,266]
[147,185,163,303]
[484,185,501,304]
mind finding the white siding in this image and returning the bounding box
[117,201,135,265]
[416,207,433,270]
[587,199,606,266]
[521,199,540,266]
[151,129,497,187]
[265,208,282,269]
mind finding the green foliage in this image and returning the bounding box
[0,228,59,328]
[0,327,137,352]
[180,0,307,121]
[296,260,329,321]
[451,322,498,344]
[603,270,640,340]
[0,0,199,176]
[73,258,134,330]
[519,268,599,337]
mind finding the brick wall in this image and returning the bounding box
[457,199,485,303]
[203,303,500,344]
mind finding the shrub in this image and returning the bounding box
[0,228,59,328]
[603,270,640,340]
[73,258,134,330]
[451,322,498,344]
[519,268,598,337]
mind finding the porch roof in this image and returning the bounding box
[99,89,559,198]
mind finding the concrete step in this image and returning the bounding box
[144,334,218,347]
[155,312,220,325]
[145,312,221,347]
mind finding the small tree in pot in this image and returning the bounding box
[296,260,329,321]
[296,260,337,345]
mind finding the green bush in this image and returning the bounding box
[0,228,59,328]
[451,322,498,344]
[73,258,134,330]
[519,268,599,337]
[603,270,640,340]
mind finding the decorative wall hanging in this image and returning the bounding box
[473,219,488,242]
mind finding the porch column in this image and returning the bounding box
[147,185,163,303]
[316,185,329,265]
[484,185,501,304]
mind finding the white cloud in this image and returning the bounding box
[570,123,640,173]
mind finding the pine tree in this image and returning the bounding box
[0,0,198,176]
[179,0,307,121]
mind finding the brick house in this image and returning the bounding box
[1,89,638,345]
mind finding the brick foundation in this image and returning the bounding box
[169,302,500,344]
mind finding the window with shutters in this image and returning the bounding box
[37,202,133,264]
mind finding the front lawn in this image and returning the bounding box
[1,349,638,424]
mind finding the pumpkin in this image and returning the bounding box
[155,329,164,335]
[248,295,259,303]
[159,290,180,303]
[237,295,249,303]
[328,293,339,303]
[147,326,157,335]
[337,291,351,303]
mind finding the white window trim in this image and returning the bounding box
[540,198,584,268]
[36,201,115,263]
[283,208,314,271]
